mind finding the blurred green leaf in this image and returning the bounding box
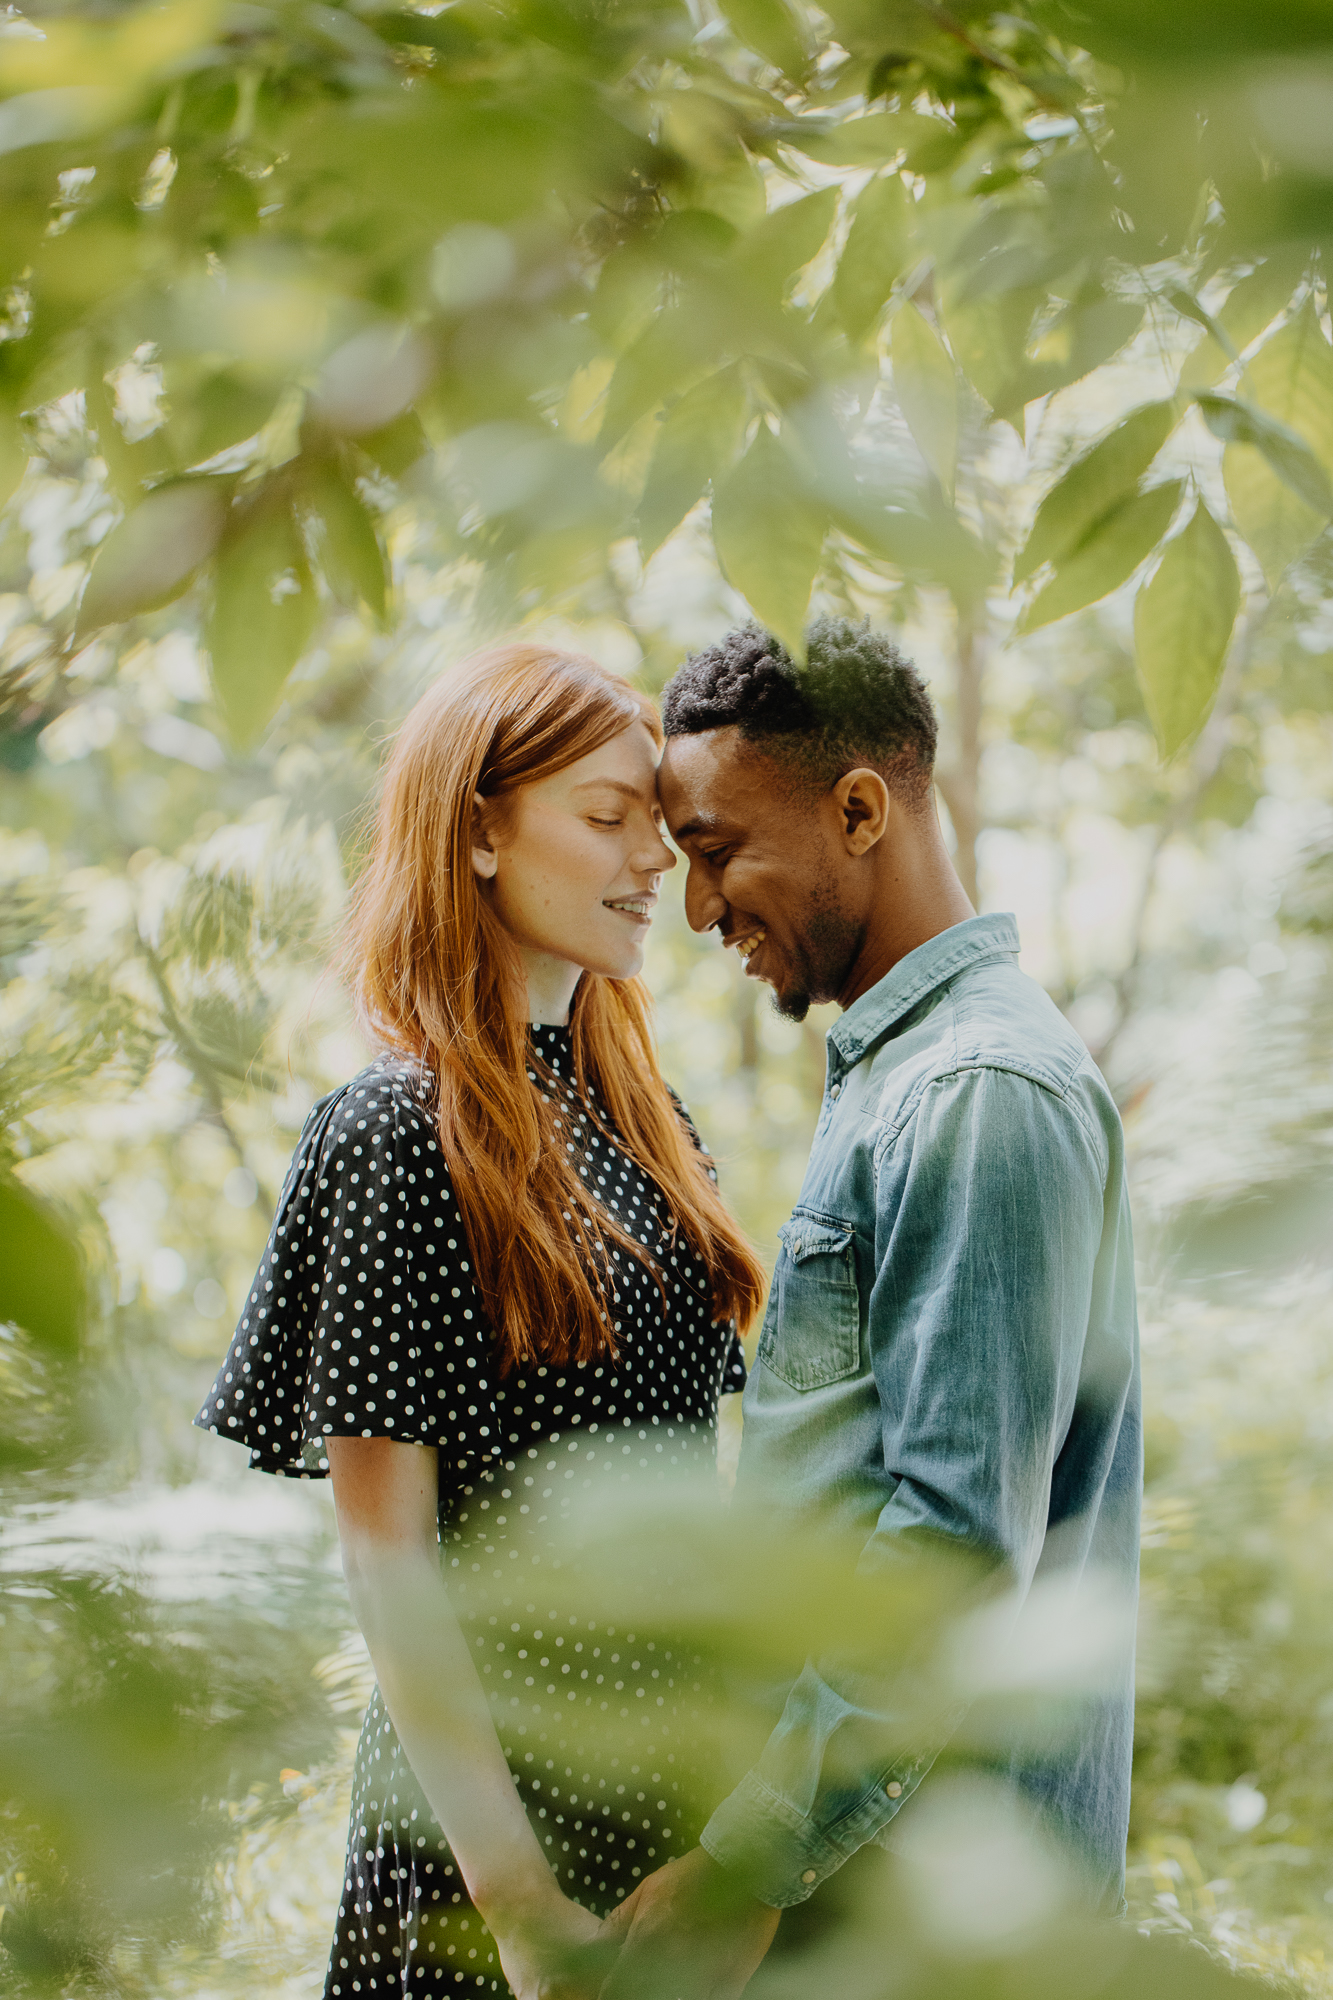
[1135,501,1240,757]
[834,175,914,345]
[356,411,431,482]
[891,300,958,502]
[1014,402,1179,585]
[1216,302,1333,586]
[734,187,839,301]
[638,365,749,560]
[205,491,317,748]
[1178,252,1309,391]
[0,408,27,512]
[1196,392,1333,517]
[599,308,716,455]
[75,480,229,638]
[303,460,389,625]
[723,0,810,77]
[793,110,944,167]
[1018,481,1183,634]
[712,425,828,659]
[0,1178,85,1352]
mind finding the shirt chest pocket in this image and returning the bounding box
[756,1214,861,1392]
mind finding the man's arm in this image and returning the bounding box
[698,1064,1109,1906]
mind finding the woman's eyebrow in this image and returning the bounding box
[571,778,649,799]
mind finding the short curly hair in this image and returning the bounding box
[660,617,937,806]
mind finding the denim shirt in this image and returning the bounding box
[700,915,1142,1911]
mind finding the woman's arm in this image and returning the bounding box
[326,1436,602,1995]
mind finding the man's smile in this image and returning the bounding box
[725,925,767,965]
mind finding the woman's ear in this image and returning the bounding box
[471,792,500,882]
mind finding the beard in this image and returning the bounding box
[770,895,863,1023]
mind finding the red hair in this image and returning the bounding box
[345,642,766,1372]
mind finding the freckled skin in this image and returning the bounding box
[657,726,974,1022]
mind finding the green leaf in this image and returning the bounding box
[1178,250,1309,392]
[0,1178,85,1351]
[1014,401,1179,585]
[598,307,713,455]
[1134,501,1240,758]
[833,176,914,345]
[1017,481,1182,634]
[1223,445,1325,592]
[76,480,230,639]
[1196,392,1333,517]
[0,407,27,513]
[734,188,839,301]
[356,410,430,481]
[637,365,748,560]
[711,426,828,660]
[723,0,809,77]
[891,300,958,502]
[792,111,943,167]
[1166,286,1239,361]
[839,498,996,605]
[1213,301,1333,586]
[304,461,389,625]
[944,281,1143,430]
[206,493,318,748]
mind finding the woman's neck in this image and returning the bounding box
[518,946,580,1026]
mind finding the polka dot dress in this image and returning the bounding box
[196,1026,746,1998]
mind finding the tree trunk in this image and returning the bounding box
[939,605,983,909]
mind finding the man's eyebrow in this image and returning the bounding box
[669,813,729,845]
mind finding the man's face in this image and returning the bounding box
[657,727,865,1022]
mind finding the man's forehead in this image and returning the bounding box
[658,729,765,833]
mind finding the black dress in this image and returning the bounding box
[196,1026,745,1997]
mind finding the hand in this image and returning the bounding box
[487,1883,609,2000]
[595,1846,780,2000]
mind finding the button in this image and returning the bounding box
[801,1869,817,1884]
[885,1781,902,1799]
[830,1082,842,1098]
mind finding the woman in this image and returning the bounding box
[196,643,765,1999]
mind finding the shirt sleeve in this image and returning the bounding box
[194,1064,502,1485]
[701,1064,1110,1905]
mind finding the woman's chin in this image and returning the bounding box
[578,944,647,981]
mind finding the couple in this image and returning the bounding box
[198,618,1141,1999]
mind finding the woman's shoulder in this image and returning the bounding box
[308,1051,437,1148]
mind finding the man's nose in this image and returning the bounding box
[683,864,726,937]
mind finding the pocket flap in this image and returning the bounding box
[778,1217,854,1263]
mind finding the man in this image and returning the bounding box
[600,617,1142,1995]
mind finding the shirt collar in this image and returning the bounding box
[827,912,1021,1074]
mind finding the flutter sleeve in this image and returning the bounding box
[194,1060,503,1483]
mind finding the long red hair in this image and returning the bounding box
[345,641,765,1372]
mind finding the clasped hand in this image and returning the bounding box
[496,1847,779,2000]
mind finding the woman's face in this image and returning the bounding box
[473,721,676,990]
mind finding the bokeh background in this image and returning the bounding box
[3,0,1333,1993]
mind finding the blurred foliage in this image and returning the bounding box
[2,0,1333,1994]
[4,0,1333,758]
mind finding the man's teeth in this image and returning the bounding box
[735,930,766,962]
[605,898,649,915]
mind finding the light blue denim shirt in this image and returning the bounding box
[701,914,1142,1911]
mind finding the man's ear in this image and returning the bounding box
[471,792,500,882]
[833,768,890,854]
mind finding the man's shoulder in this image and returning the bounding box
[861,956,1113,1133]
